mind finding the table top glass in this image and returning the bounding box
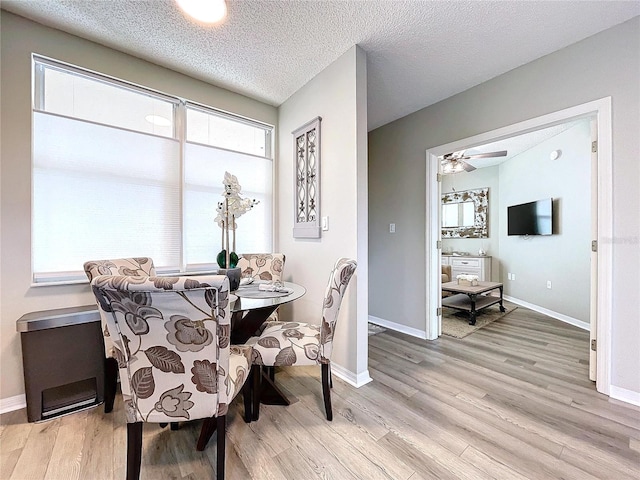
[230,281,306,312]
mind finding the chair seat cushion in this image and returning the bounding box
[249,322,324,367]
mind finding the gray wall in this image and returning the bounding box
[0,12,277,402]
[369,17,639,394]
[277,46,369,382]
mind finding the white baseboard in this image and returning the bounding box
[504,296,590,331]
[330,363,372,388]
[368,315,427,339]
[0,394,26,415]
[610,385,640,407]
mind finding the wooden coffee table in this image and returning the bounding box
[441,281,505,325]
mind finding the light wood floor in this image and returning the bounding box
[2,306,639,479]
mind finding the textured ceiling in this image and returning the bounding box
[1,1,639,130]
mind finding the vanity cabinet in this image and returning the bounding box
[442,255,492,282]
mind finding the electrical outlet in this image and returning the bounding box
[389,223,396,233]
[547,280,552,289]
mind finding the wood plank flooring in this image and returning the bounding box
[2,306,639,479]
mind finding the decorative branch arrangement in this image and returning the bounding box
[214,171,259,268]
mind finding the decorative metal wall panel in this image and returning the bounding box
[292,117,321,238]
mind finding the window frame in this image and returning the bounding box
[30,54,275,286]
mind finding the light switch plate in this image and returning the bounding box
[321,216,329,231]
[389,223,396,233]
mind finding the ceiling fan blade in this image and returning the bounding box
[463,150,508,159]
[462,161,476,172]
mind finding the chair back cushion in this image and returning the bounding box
[83,257,156,281]
[237,253,285,282]
[84,258,157,357]
[91,274,235,423]
[320,258,357,361]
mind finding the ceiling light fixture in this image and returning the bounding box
[440,149,508,174]
[441,159,465,175]
[176,0,227,24]
[145,115,172,127]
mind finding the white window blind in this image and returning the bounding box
[31,57,273,284]
[184,142,272,267]
[32,112,181,277]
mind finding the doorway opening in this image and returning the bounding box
[425,98,612,396]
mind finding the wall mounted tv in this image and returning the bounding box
[507,198,553,236]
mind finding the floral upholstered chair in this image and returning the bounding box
[237,253,285,282]
[249,258,356,421]
[237,253,286,322]
[89,274,252,480]
[83,257,156,413]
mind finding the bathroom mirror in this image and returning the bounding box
[441,187,488,238]
[442,201,474,227]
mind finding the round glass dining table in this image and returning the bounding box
[229,281,306,344]
[229,281,306,409]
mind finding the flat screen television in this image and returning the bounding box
[507,198,553,236]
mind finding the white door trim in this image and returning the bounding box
[425,97,612,395]
[425,150,442,340]
[589,118,598,382]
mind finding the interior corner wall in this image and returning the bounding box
[0,12,277,403]
[368,16,639,394]
[277,46,367,380]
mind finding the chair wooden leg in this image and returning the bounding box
[243,368,253,423]
[196,417,217,451]
[321,363,333,421]
[217,415,226,479]
[252,365,262,421]
[104,357,118,413]
[329,364,333,388]
[126,422,143,480]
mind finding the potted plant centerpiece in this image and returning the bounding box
[215,171,259,290]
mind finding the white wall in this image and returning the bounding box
[0,12,277,403]
[369,17,640,395]
[277,46,370,384]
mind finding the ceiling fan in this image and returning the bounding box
[440,149,508,174]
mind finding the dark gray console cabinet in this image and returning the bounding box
[17,305,104,422]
